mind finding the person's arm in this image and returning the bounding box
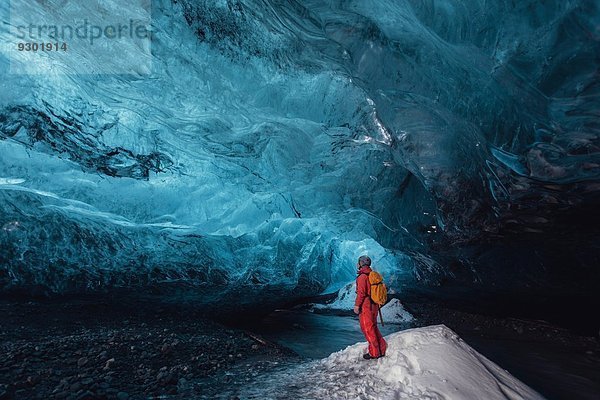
[354,275,367,314]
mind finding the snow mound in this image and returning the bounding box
[242,325,545,400]
[380,298,414,324]
[319,325,544,399]
[313,282,414,324]
[313,282,356,311]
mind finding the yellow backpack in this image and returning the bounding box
[368,271,387,305]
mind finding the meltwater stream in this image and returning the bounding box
[249,309,409,359]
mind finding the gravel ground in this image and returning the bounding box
[0,299,299,400]
[3,295,598,400]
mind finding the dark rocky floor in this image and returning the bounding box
[0,299,299,400]
[2,295,599,400]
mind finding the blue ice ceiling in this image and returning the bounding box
[0,0,599,302]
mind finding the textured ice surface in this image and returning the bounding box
[0,1,598,301]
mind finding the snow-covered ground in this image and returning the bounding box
[313,282,414,324]
[240,325,545,399]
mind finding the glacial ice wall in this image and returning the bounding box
[0,0,598,302]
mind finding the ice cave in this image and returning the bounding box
[0,1,598,399]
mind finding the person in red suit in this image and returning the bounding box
[353,255,387,360]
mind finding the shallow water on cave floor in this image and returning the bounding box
[245,309,410,359]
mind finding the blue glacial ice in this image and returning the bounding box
[0,0,598,304]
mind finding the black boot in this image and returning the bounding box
[363,353,384,360]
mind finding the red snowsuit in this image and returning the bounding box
[355,265,387,358]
